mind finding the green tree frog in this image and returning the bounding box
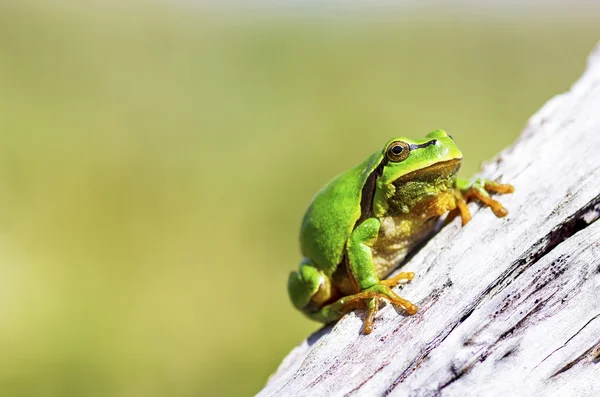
[288,130,513,334]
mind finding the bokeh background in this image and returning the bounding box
[1,1,599,396]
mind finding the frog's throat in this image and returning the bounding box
[384,158,462,217]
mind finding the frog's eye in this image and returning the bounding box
[386,141,411,162]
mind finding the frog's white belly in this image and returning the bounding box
[372,215,438,279]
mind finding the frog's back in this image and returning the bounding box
[300,152,381,275]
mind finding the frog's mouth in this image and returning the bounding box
[391,158,462,186]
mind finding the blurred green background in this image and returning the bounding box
[0,1,598,396]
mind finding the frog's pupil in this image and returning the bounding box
[392,146,403,154]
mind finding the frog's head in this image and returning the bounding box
[372,129,463,217]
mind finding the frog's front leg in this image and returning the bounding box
[454,177,514,225]
[345,218,417,334]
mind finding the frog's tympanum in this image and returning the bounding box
[288,130,514,334]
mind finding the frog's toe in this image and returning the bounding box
[392,294,418,315]
[363,298,380,335]
[490,202,509,217]
[470,187,509,218]
[381,271,414,288]
[484,181,515,195]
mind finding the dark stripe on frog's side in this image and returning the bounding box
[356,157,388,226]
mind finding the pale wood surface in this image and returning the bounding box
[258,43,600,397]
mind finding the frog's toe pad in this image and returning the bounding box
[492,204,509,218]
[404,302,418,315]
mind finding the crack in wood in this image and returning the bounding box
[532,313,600,372]
[550,335,600,378]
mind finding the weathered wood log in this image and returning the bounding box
[258,43,600,397]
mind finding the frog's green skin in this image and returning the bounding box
[287,129,514,334]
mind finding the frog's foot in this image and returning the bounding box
[311,281,417,334]
[456,177,514,224]
[361,283,418,334]
[358,272,415,333]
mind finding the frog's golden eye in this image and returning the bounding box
[386,141,411,162]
